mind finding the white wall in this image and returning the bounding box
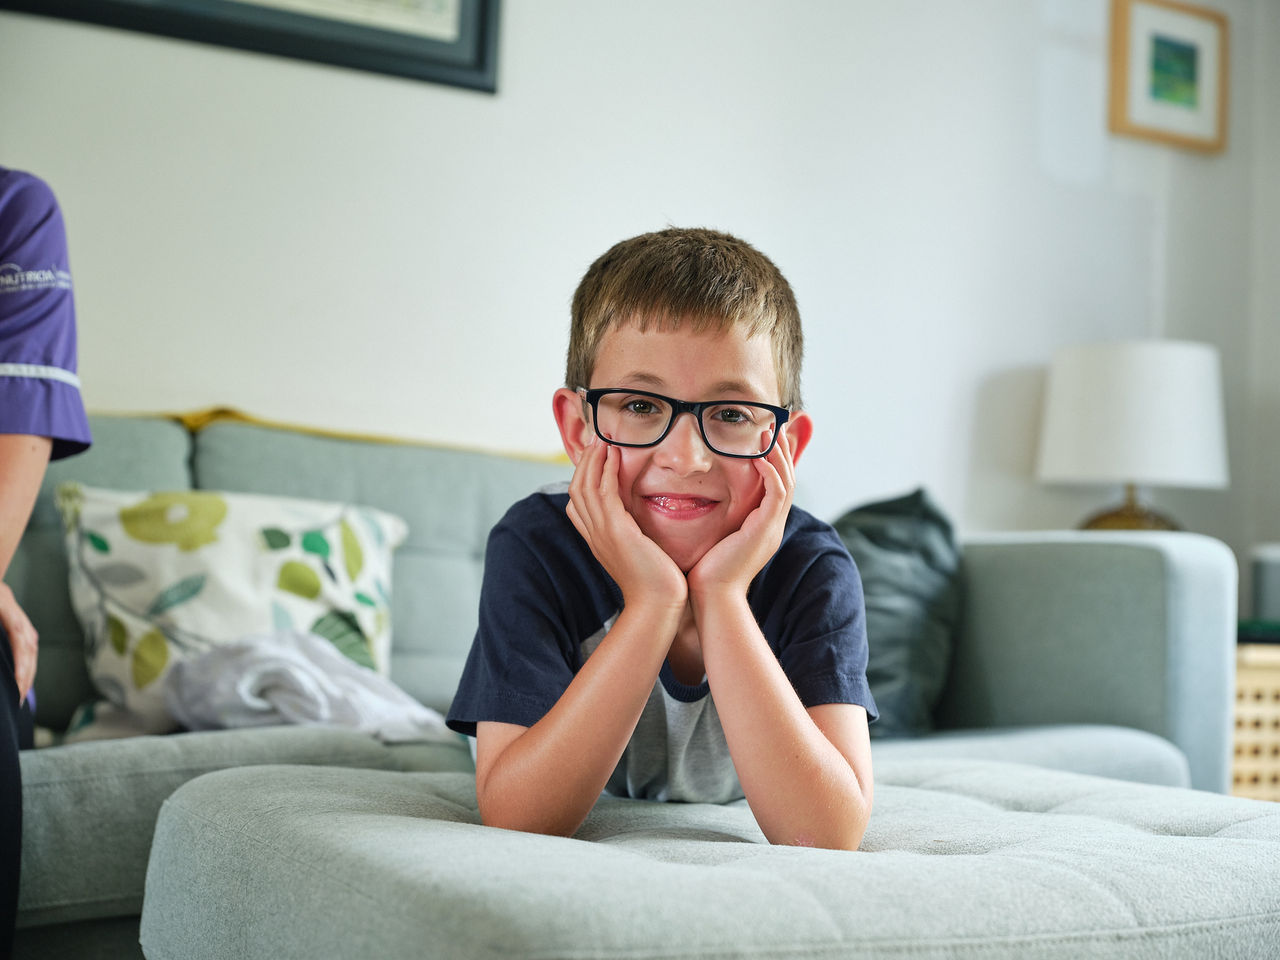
[1,1,1274,568]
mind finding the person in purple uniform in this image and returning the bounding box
[1,166,92,955]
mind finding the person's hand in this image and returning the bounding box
[566,438,688,613]
[0,581,37,703]
[687,426,796,600]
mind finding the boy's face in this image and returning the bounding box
[555,319,811,573]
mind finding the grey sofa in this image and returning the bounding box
[11,412,1276,959]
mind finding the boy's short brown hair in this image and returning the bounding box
[566,227,804,409]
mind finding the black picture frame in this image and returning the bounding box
[0,0,500,93]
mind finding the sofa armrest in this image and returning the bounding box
[934,531,1237,793]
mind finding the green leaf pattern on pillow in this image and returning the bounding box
[146,574,207,617]
[56,483,409,734]
[261,528,291,550]
[310,610,376,671]
[278,560,322,599]
[119,491,228,552]
[133,629,170,689]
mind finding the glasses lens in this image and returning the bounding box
[594,392,674,446]
[701,403,779,457]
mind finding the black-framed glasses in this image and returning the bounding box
[579,388,790,459]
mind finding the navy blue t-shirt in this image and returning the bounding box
[448,487,877,794]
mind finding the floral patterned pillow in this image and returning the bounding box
[56,483,408,734]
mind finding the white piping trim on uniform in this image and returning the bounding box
[0,362,81,389]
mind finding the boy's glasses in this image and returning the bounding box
[578,388,790,459]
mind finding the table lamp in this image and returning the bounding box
[1036,339,1228,530]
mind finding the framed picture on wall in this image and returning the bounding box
[1108,0,1228,152]
[0,0,500,92]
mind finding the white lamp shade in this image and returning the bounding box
[1037,340,1229,489]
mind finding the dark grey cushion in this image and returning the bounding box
[831,488,960,738]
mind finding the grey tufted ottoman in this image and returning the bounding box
[140,761,1280,959]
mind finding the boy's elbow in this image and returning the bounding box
[477,793,582,839]
[781,822,865,852]
[777,792,872,852]
[478,812,575,838]
[818,813,870,852]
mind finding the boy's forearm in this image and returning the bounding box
[694,591,872,851]
[476,601,681,837]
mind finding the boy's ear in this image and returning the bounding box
[784,410,814,466]
[552,387,593,465]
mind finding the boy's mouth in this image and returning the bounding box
[643,495,719,518]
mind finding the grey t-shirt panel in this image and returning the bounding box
[583,617,742,804]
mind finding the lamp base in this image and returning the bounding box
[1080,485,1180,531]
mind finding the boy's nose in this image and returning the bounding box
[653,412,713,474]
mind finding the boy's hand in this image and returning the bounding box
[566,439,688,612]
[687,426,795,600]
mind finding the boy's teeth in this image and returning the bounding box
[652,496,709,511]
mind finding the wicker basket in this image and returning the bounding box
[1233,643,1280,801]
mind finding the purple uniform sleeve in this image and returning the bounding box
[0,167,91,459]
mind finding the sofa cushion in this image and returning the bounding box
[189,421,571,714]
[16,726,472,929]
[11,415,194,731]
[140,761,1280,959]
[832,488,960,738]
[55,483,407,734]
[871,723,1191,788]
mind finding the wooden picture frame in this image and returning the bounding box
[1108,0,1228,152]
[0,0,501,93]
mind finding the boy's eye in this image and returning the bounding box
[621,398,664,417]
[707,404,757,426]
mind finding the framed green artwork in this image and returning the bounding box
[1108,0,1228,152]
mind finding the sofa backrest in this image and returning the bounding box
[13,413,570,729]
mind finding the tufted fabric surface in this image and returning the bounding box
[142,760,1280,960]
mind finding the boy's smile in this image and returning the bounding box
[643,495,718,516]
[569,320,790,573]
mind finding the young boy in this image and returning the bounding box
[446,227,876,850]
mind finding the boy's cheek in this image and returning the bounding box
[611,455,644,516]
[735,461,769,504]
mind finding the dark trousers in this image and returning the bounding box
[1,626,32,960]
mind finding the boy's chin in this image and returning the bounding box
[654,537,711,575]
[675,555,703,575]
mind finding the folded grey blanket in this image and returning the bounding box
[165,629,453,743]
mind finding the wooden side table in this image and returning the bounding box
[1233,643,1280,801]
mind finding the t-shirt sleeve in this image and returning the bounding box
[445,516,580,737]
[0,169,91,459]
[765,526,879,722]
